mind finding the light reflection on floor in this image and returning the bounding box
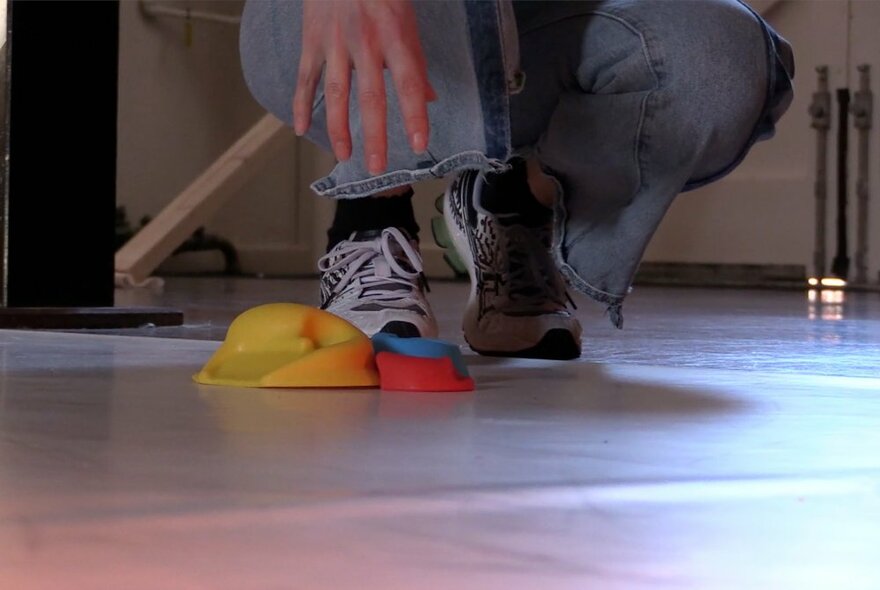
[807,288,845,321]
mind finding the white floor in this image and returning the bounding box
[1,279,879,588]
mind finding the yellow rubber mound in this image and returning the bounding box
[194,303,379,388]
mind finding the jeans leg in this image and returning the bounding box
[511,0,792,324]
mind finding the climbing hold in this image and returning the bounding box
[371,333,474,392]
[194,303,379,388]
[375,352,475,392]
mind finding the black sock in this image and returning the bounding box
[480,159,552,227]
[326,189,419,251]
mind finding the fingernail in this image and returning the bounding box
[412,132,427,154]
[294,119,305,136]
[368,154,383,174]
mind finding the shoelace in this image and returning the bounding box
[504,224,572,310]
[318,227,425,302]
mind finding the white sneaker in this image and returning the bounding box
[318,227,438,338]
[443,170,582,359]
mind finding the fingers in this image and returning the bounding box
[293,49,321,137]
[295,0,433,175]
[385,42,430,154]
[414,36,438,102]
[378,4,432,154]
[324,47,352,161]
[353,47,388,175]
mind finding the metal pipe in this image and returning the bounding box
[138,1,241,26]
[809,66,831,279]
[851,65,872,285]
[832,87,851,280]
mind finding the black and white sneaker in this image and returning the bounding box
[443,170,582,359]
[318,227,438,338]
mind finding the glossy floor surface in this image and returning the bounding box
[2,279,879,588]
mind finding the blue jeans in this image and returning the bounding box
[240,0,794,325]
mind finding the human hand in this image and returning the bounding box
[293,0,436,175]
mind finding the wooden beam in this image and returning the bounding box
[115,113,290,284]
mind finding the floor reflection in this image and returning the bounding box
[807,288,846,321]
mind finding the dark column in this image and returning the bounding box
[0,1,181,329]
[6,0,118,307]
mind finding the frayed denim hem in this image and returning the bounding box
[311,151,510,198]
[549,180,627,330]
[556,258,626,329]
